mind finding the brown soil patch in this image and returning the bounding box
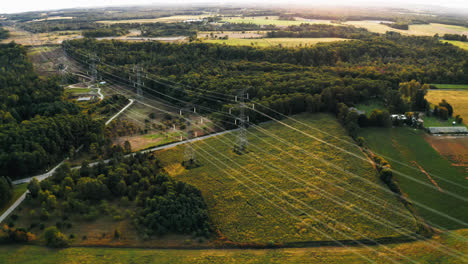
[411,161,443,192]
[424,135,468,171]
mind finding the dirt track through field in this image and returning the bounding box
[411,161,443,192]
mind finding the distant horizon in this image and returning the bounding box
[1,0,468,15]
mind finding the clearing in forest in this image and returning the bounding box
[155,113,417,244]
[360,127,468,230]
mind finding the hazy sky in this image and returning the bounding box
[1,0,467,14]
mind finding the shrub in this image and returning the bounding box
[44,226,68,248]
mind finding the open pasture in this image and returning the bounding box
[97,15,209,24]
[155,113,417,244]
[360,127,468,229]
[0,229,466,264]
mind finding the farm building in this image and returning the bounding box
[426,127,468,135]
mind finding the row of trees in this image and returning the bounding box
[27,153,212,238]
[64,33,467,127]
[442,34,467,42]
[0,28,8,40]
[266,24,376,39]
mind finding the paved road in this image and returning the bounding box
[1,126,237,223]
[105,99,134,125]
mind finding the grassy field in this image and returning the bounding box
[0,183,27,215]
[356,101,387,116]
[198,31,266,39]
[430,84,468,89]
[202,38,348,48]
[0,229,466,264]
[1,26,81,46]
[155,113,417,244]
[360,127,468,229]
[426,90,468,121]
[422,116,465,128]
[221,16,332,26]
[343,22,468,36]
[443,40,468,50]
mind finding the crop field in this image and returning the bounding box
[202,38,349,48]
[426,90,468,121]
[425,135,468,169]
[360,127,468,229]
[0,229,466,264]
[221,16,332,26]
[1,26,81,45]
[97,15,209,24]
[155,113,417,244]
[343,21,468,36]
[443,40,468,50]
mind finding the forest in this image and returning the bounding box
[63,32,468,127]
[266,24,376,39]
[0,28,9,40]
[25,153,211,240]
[0,43,105,179]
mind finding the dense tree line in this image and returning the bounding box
[442,34,467,42]
[0,28,9,40]
[0,43,104,179]
[82,27,130,38]
[26,153,212,238]
[267,24,376,39]
[382,22,409,30]
[0,176,12,207]
[63,32,468,126]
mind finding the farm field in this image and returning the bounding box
[443,40,468,50]
[155,113,417,244]
[1,26,81,45]
[424,135,468,169]
[343,21,468,36]
[221,16,332,26]
[97,15,209,24]
[202,37,349,47]
[426,90,468,121]
[360,127,468,229]
[0,228,466,264]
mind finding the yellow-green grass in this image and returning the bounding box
[221,16,332,26]
[97,15,209,24]
[202,38,349,48]
[422,116,465,128]
[0,183,27,215]
[156,113,417,244]
[443,40,468,50]
[430,84,468,89]
[360,127,468,229]
[342,21,468,36]
[426,90,468,121]
[1,27,81,46]
[0,229,466,263]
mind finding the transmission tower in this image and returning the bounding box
[234,89,249,154]
[182,108,198,168]
[89,53,98,84]
[133,64,144,99]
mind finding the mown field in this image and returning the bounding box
[430,84,468,89]
[0,229,466,264]
[443,40,468,50]
[221,16,332,26]
[202,38,348,48]
[156,113,417,244]
[426,90,468,121]
[360,127,468,230]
